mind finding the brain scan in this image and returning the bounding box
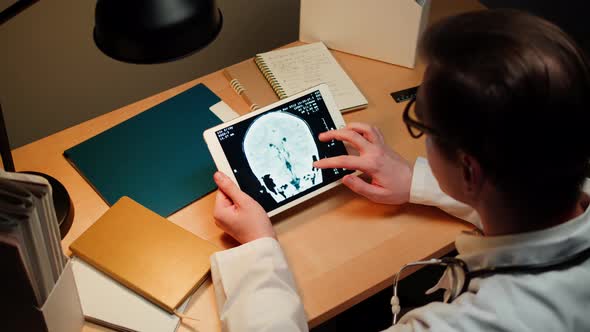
[243,112,322,203]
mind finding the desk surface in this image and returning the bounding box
[12,0,483,330]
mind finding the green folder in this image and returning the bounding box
[64,83,223,216]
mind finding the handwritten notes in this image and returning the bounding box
[255,42,367,112]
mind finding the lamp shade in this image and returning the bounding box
[94,0,222,64]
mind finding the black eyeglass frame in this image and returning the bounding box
[402,97,441,139]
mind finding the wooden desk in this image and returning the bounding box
[12,1,483,330]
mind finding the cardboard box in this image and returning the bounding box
[300,0,431,68]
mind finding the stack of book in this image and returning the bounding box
[0,171,83,331]
[0,170,220,332]
[70,196,219,332]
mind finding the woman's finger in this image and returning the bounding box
[313,155,373,173]
[318,129,371,153]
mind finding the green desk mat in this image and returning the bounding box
[64,84,222,216]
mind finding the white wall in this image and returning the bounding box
[0,0,300,148]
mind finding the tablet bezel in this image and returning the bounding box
[203,83,352,217]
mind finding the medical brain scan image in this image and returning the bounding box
[215,89,353,212]
[243,112,322,203]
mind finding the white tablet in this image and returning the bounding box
[203,84,354,217]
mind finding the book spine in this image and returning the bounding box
[254,55,288,99]
[222,70,260,111]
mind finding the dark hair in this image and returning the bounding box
[419,9,590,221]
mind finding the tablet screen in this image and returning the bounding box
[214,89,354,212]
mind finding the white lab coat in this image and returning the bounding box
[210,157,590,331]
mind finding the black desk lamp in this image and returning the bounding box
[0,0,222,237]
[94,0,223,64]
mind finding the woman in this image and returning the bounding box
[209,10,590,331]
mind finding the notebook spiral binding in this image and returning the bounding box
[228,78,260,111]
[229,78,246,95]
[254,56,288,99]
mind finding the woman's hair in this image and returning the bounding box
[419,9,590,220]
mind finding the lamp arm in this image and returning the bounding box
[0,0,39,25]
[0,103,16,172]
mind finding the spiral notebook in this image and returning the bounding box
[225,42,367,113]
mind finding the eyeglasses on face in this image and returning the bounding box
[402,97,441,139]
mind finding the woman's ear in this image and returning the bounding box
[459,152,483,196]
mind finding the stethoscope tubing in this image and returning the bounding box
[392,246,590,325]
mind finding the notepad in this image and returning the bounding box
[253,42,368,112]
[69,196,219,314]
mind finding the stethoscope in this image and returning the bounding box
[391,246,590,325]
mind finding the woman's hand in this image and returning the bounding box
[313,122,413,205]
[213,171,276,244]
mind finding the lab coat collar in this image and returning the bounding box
[455,203,590,272]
